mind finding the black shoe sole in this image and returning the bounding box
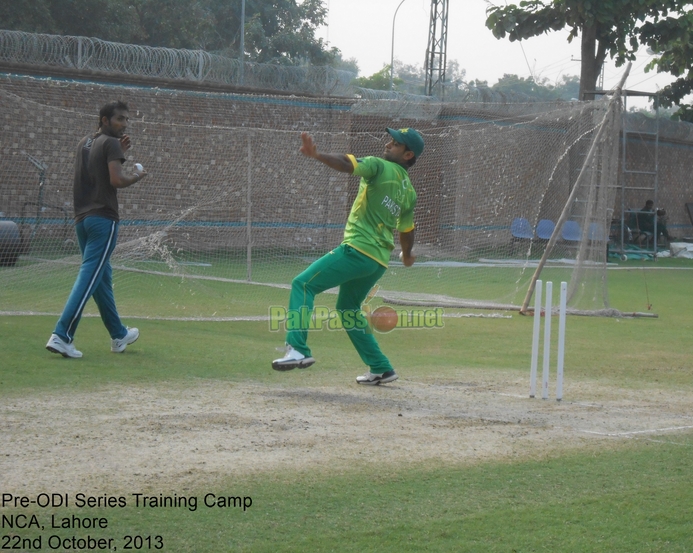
[46,345,76,358]
[46,346,65,357]
[272,357,315,372]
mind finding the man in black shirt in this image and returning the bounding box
[46,101,147,358]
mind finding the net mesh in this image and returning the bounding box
[0,74,622,319]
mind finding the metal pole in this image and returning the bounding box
[390,0,407,91]
[239,0,246,85]
[246,135,252,281]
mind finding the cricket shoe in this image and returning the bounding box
[356,370,398,385]
[111,327,140,353]
[46,334,83,358]
[272,345,315,371]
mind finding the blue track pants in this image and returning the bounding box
[53,216,128,343]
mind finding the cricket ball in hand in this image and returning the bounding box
[369,305,399,333]
[134,163,144,173]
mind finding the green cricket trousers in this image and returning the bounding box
[286,244,393,373]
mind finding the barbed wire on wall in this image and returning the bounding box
[6,29,686,116]
[0,30,357,97]
[0,30,581,105]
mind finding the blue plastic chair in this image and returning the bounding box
[511,218,534,240]
[562,220,582,242]
[536,219,556,240]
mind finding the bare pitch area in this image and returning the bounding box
[2,373,693,491]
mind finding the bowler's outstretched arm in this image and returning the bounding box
[299,132,354,174]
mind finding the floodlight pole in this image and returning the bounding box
[390,0,407,91]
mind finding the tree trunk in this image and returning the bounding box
[579,23,600,101]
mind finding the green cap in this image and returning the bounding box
[386,127,424,158]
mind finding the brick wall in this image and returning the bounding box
[1,72,691,257]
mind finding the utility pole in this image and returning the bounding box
[424,0,449,98]
[390,0,408,91]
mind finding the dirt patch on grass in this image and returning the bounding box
[2,374,693,492]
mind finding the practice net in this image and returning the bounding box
[0,74,623,320]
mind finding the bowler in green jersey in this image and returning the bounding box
[272,127,424,385]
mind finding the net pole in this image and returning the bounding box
[246,135,252,282]
[519,65,630,314]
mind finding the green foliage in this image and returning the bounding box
[0,0,55,33]
[1,0,337,66]
[132,0,217,50]
[331,53,359,75]
[555,73,580,99]
[395,62,426,94]
[370,59,467,96]
[352,64,401,91]
[491,73,580,101]
[241,0,335,65]
[485,0,692,102]
[638,11,693,121]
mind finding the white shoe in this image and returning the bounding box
[46,334,83,358]
[272,345,315,371]
[111,327,139,353]
[356,370,398,385]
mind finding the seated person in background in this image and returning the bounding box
[633,200,674,245]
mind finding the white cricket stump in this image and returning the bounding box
[529,280,567,401]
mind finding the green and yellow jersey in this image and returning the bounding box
[343,155,417,267]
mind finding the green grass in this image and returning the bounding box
[1,262,693,551]
[1,250,633,317]
[13,439,693,552]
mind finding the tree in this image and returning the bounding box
[332,54,359,75]
[491,73,580,101]
[637,11,693,121]
[0,0,55,34]
[554,74,580,100]
[132,0,216,50]
[485,1,690,101]
[376,59,467,97]
[241,0,336,65]
[2,0,338,66]
[394,61,425,94]
[492,74,559,101]
[352,65,402,91]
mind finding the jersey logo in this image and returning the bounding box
[381,195,401,217]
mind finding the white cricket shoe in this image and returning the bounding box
[46,334,83,358]
[356,370,398,385]
[111,327,139,353]
[272,345,315,371]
